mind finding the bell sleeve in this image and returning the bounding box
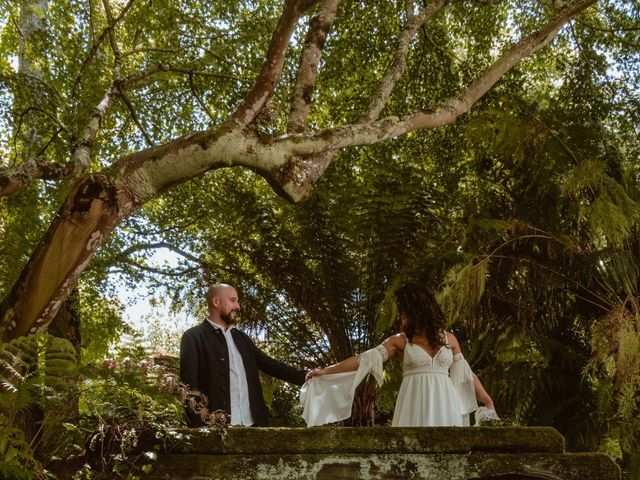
[300,344,389,427]
[449,353,478,415]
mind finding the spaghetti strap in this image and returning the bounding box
[443,331,449,347]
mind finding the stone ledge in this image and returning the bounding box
[147,427,620,480]
[166,426,565,455]
[151,452,619,480]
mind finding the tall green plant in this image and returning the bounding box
[0,333,78,479]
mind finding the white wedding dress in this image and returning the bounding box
[300,336,477,427]
[392,341,469,426]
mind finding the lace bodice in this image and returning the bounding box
[403,342,453,375]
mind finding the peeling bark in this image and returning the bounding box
[0,157,76,197]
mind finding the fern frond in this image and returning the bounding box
[438,256,490,325]
[562,159,640,247]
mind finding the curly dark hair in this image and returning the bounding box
[395,283,448,348]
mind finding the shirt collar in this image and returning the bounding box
[206,318,235,332]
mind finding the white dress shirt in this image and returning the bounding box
[207,320,255,426]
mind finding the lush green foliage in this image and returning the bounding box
[1,0,640,477]
[0,333,218,479]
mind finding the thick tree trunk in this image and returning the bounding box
[348,378,380,427]
[0,175,134,341]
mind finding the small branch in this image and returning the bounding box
[530,115,579,165]
[0,157,77,197]
[189,74,217,123]
[121,63,247,89]
[102,0,122,59]
[121,47,183,57]
[71,0,136,95]
[117,241,204,265]
[117,259,201,278]
[119,90,155,146]
[110,241,207,278]
[36,129,62,158]
[575,17,640,33]
[33,107,70,134]
[287,0,340,133]
[203,47,261,73]
[224,0,319,129]
[9,106,70,139]
[167,66,247,82]
[421,24,465,66]
[361,0,450,123]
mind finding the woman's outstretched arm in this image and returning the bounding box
[305,333,405,381]
[305,355,359,380]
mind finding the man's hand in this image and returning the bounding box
[305,368,326,381]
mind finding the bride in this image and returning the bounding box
[303,283,496,426]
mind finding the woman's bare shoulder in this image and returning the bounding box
[385,332,407,348]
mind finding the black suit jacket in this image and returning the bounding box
[179,320,307,426]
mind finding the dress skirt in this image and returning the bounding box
[391,371,464,427]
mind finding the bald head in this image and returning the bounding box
[206,283,241,327]
[206,284,233,307]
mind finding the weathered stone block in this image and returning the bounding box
[148,427,620,480]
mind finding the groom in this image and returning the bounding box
[179,283,308,426]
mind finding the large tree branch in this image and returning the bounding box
[406,0,597,130]
[103,0,597,206]
[0,156,74,196]
[287,0,340,133]
[280,0,448,197]
[257,0,597,200]
[223,0,318,129]
[99,0,597,205]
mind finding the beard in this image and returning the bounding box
[221,310,238,325]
